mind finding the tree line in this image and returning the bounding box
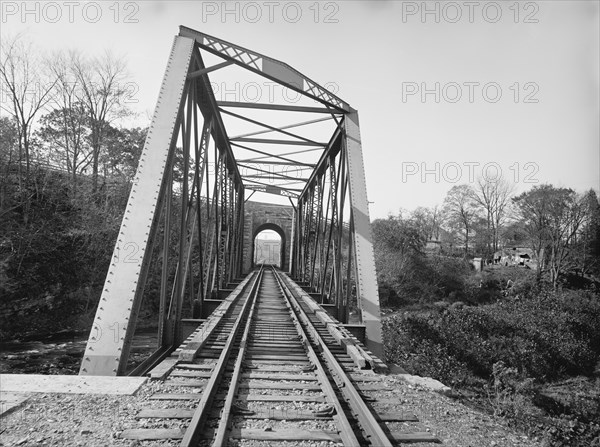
[374,177,600,293]
[0,35,150,318]
[1,34,146,223]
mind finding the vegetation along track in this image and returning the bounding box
[120,266,440,446]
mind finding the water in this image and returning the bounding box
[0,334,87,375]
[0,331,159,375]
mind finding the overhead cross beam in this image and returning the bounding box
[220,108,324,146]
[179,26,351,113]
[187,60,234,79]
[218,101,334,114]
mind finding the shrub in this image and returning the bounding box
[546,417,600,447]
[383,314,476,386]
[486,361,538,418]
[383,290,600,383]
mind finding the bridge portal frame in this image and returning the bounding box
[80,27,383,376]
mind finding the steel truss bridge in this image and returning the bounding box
[80,26,383,376]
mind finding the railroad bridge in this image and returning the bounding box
[80,26,384,377]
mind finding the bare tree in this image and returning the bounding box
[37,106,92,195]
[442,184,480,256]
[0,35,56,195]
[513,184,587,288]
[40,50,93,197]
[71,50,130,194]
[411,205,443,241]
[472,176,515,255]
[579,189,600,276]
[430,204,443,241]
[0,116,18,213]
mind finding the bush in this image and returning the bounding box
[384,290,600,382]
[0,165,128,340]
[486,361,538,418]
[377,253,472,305]
[546,417,600,447]
[383,313,477,386]
[383,289,600,446]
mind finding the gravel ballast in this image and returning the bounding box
[0,371,544,447]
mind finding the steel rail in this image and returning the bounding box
[273,270,394,447]
[179,265,264,447]
[212,266,265,446]
[270,267,361,446]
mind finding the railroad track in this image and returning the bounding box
[121,266,440,446]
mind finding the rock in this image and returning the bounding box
[387,363,408,374]
[396,373,453,395]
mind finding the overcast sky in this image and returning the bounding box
[2,0,599,219]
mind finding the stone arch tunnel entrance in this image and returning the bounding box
[253,225,284,268]
[243,201,293,273]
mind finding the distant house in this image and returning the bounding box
[471,257,484,271]
[498,246,536,268]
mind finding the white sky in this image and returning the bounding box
[256,229,280,241]
[2,0,599,219]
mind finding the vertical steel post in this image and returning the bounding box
[343,111,384,359]
[158,170,172,346]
